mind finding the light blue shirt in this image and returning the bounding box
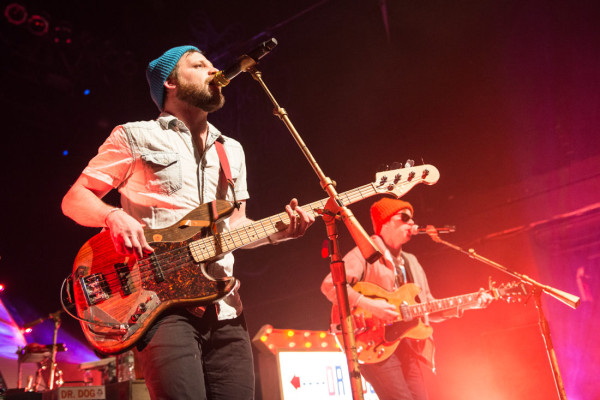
[83,113,249,320]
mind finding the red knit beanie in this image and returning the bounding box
[370,197,414,234]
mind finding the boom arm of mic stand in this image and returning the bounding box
[247,66,382,262]
[427,233,578,400]
[428,234,580,309]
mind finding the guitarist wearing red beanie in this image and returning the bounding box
[321,197,492,400]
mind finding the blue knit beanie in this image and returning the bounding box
[146,45,200,111]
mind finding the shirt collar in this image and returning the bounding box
[372,235,403,270]
[157,113,184,130]
[156,113,224,145]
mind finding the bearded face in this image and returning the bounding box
[175,76,225,112]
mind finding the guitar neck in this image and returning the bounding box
[189,183,380,261]
[405,291,485,319]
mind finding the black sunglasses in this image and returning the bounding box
[399,213,413,223]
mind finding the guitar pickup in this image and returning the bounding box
[149,253,165,283]
[114,263,133,296]
[399,303,414,321]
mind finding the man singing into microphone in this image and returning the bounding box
[62,45,314,399]
[321,197,491,400]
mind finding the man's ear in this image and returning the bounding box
[164,77,177,90]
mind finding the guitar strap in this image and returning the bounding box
[400,253,415,284]
[214,140,235,199]
[399,252,435,372]
[213,140,241,224]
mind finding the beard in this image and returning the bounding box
[176,78,225,112]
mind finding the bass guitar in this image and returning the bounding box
[344,281,529,364]
[68,164,439,354]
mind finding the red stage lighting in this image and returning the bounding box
[27,14,49,36]
[4,3,27,25]
[53,23,72,44]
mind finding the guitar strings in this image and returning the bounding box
[93,210,294,290]
[88,182,400,294]
[89,184,376,291]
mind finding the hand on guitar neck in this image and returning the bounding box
[68,164,440,354]
[357,286,494,323]
[344,281,529,364]
[466,289,495,310]
[445,288,495,319]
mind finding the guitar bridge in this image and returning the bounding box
[81,273,111,306]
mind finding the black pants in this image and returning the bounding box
[359,340,428,400]
[137,306,254,400]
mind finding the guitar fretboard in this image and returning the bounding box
[405,292,483,318]
[187,183,378,263]
[184,164,437,264]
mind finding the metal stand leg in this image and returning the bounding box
[533,289,568,400]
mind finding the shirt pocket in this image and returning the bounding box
[141,151,182,195]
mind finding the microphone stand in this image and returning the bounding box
[426,231,580,400]
[48,311,62,391]
[241,59,382,400]
[19,310,63,391]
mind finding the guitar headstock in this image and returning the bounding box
[373,164,440,198]
[492,281,530,304]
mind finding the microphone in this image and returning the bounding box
[411,225,456,235]
[213,38,278,87]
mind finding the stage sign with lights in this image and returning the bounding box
[252,325,378,400]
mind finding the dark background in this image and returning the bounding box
[1,1,599,399]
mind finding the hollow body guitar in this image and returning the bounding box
[70,165,439,354]
[344,281,529,364]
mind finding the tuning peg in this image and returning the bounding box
[376,163,389,172]
[404,159,415,168]
[389,162,403,170]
